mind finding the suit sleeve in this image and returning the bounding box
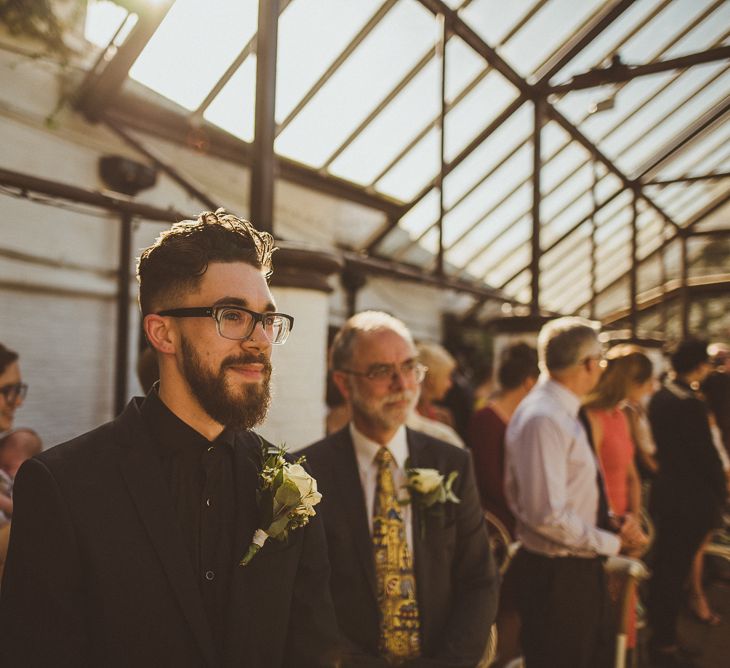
[283,490,344,667]
[411,451,500,667]
[0,457,91,667]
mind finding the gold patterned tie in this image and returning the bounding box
[372,447,421,663]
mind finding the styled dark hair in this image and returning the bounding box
[137,209,277,315]
[670,338,709,375]
[0,343,19,375]
[497,342,539,390]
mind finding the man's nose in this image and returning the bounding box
[243,321,273,349]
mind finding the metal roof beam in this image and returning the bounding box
[547,45,730,94]
[75,2,173,121]
[646,171,730,186]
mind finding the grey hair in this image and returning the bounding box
[538,316,600,373]
[330,311,414,371]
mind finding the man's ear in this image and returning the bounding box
[331,370,352,403]
[144,314,177,355]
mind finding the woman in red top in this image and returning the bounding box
[584,345,654,650]
[467,342,538,668]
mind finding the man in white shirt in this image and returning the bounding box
[305,311,498,666]
[505,317,646,668]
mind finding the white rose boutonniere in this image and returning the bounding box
[403,463,460,538]
[240,443,322,566]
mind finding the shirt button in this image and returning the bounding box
[205,498,211,507]
[207,446,214,453]
[205,570,215,581]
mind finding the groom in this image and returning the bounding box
[0,211,340,667]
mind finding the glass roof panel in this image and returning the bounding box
[444,35,492,102]
[496,0,605,78]
[375,128,440,200]
[129,0,259,111]
[484,241,531,288]
[616,67,730,175]
[651,123,730,180]
[399,188,441,238]
[203,55,257,142]
[85,0,136,48]
[444,72,519,161]
[442,102,532,207]
[275,0,385,123]
[328,58,440,184]
[610,0,720,68]
[458,0,540,48]
[274,0,437,168]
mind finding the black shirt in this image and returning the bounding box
[140,389,237,660]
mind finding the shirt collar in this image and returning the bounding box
[349,422,409,470]
[140,388,235,457]
[542,376,582,417]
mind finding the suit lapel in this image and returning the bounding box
[114,401,217,668]
[335,429,378,600]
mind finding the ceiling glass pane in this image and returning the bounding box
[204,55,257,142]
[459,0,540,47]
[328,59,440,185]
[85,0,136,48]
[275,0,385,123]
[375,128,440,200]
[129,0,259,111]
[651,123,730,180]
[484,242,531,288]
[275,0,437,168]
[399,188,441,239]
[443,102,532,208]
[497,0,605,78]
[444,72,519,160]
[616,67,730,174]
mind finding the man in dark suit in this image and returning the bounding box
[0,210,339,667]
[304,311,498,667]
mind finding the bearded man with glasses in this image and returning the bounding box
[0,210,340,668]
[304,311,499,667]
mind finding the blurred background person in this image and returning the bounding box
[0,343,26,435]
[0,428,43,585]
[468,342,538,534]
[647,339,727,667]
[685,370,730,628]
[416,341,458,429]
[467,341,538,668]
[583,345,654,652]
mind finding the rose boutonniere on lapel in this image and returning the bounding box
[403,464,460,538]
[240,444,322,566]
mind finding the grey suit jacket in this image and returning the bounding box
[303,426,499,668]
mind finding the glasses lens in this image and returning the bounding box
[1,383,26,404]
[217,307,255,340]
[264,315,291,345]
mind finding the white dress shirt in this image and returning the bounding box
[350,422,414,553]
[406,410,465,448]
[504,376,621,558]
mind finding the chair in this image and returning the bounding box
[604,556,650,668]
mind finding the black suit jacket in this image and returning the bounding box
[0,399,340,668]
[303,427,499,668]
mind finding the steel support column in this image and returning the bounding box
[437,15,448,276]
[531,98,543,315]
[680,234,690,337]
[250,0,279,233]
[115,214,133,416]
[589,162,599,319]
[629,187,639,336]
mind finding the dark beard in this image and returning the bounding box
[180,337,272,431]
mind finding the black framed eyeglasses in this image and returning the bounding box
[157,306,294,344]
[0,382,28,405]
[339,360,427,384]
